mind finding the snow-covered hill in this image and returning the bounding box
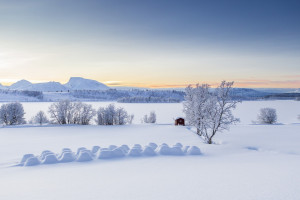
[64,77,109,90]
[9,80,32,90]
[0,83,6,90]
[2,77,109,92]
[9,80,68,92]
[27,82,68,92]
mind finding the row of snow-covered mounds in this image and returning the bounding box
[19,143,202,167]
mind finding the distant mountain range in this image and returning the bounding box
[0,77,110,92]
[0,78,300,102]
[0,77,299,96]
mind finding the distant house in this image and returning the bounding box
[175,117,185,126]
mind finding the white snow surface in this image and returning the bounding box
[0,100,300,200]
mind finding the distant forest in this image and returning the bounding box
[1,88,299,102]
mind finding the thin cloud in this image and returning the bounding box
[235,79,300,88]
[280,75,300,79]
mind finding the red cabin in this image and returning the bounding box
[175,118,185,126]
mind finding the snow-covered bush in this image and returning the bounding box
[143,111,156,123]
[48,100,96,125]
[183,81,239,144]
[0,102,26,125]
[96,104,133,125]
[31,111,49,125]
[257,108,277,124]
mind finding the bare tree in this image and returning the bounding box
[32,111,49,125]
[127,114,134,124]
[257,108,277,124]
[48,100,95,125]
[48,100,71,124]
[96,104,131,125]
[183,81,239,144]
[115,107,128,125]
[0,102,26,125]
[79,103,96,125]
[143,111,156,123]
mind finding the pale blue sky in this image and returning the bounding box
[0,0,299,87]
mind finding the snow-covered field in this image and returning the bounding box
[0,100,300,200]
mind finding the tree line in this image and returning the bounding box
[0,101,135,126]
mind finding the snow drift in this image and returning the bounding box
[19,143,202,167]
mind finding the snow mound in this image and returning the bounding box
[183,146,190,154]
[187,146,202,155]
[174,143,183,148]
[76,147,87,156]
[24,157,40,166]
[92,146,100,154]
[19,143,202,167]
[20,154,35,165]
[120,145,130,153]
[112,147,126,158]
[148,142,158,150]
[62,148,72,152]
[128,147,142,157]
[142,146,157,156]
[76,150,93,162]
[133,144,142,149]
[59,152,76,163]
[98,148,113,159]
[42,154,58,164]
[109,145,118,150]
[158,144,171,155]
[170,146,184,155]
[40,150,54,160]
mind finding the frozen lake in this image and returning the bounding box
[1,100,299,125]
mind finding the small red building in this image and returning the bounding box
[175,117,185,126]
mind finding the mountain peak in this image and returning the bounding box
[10,79,33,90]
[65,77,109,90]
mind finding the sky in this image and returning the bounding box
[0,0,300,88]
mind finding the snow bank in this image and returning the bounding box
[112,147,126,158]
[187,146,202,155]
[120,145,130,153]
[148,142,158,150]
[20,154,34,165]
[19,143,201,166]
[40,150,54,160]
[24,157,40,166]
[98,148,113,159]
[59,152,76,163]
[76,147,87,156]
[109,145,117,150]
[42,154,58,164]
[92,146,100,154]
[128,148,142,157]
[142,146,157,156]
[128,144,143,157]
[76,150,93,162]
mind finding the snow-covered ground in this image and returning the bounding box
[0,100,299,200]
[2,100,300,125]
